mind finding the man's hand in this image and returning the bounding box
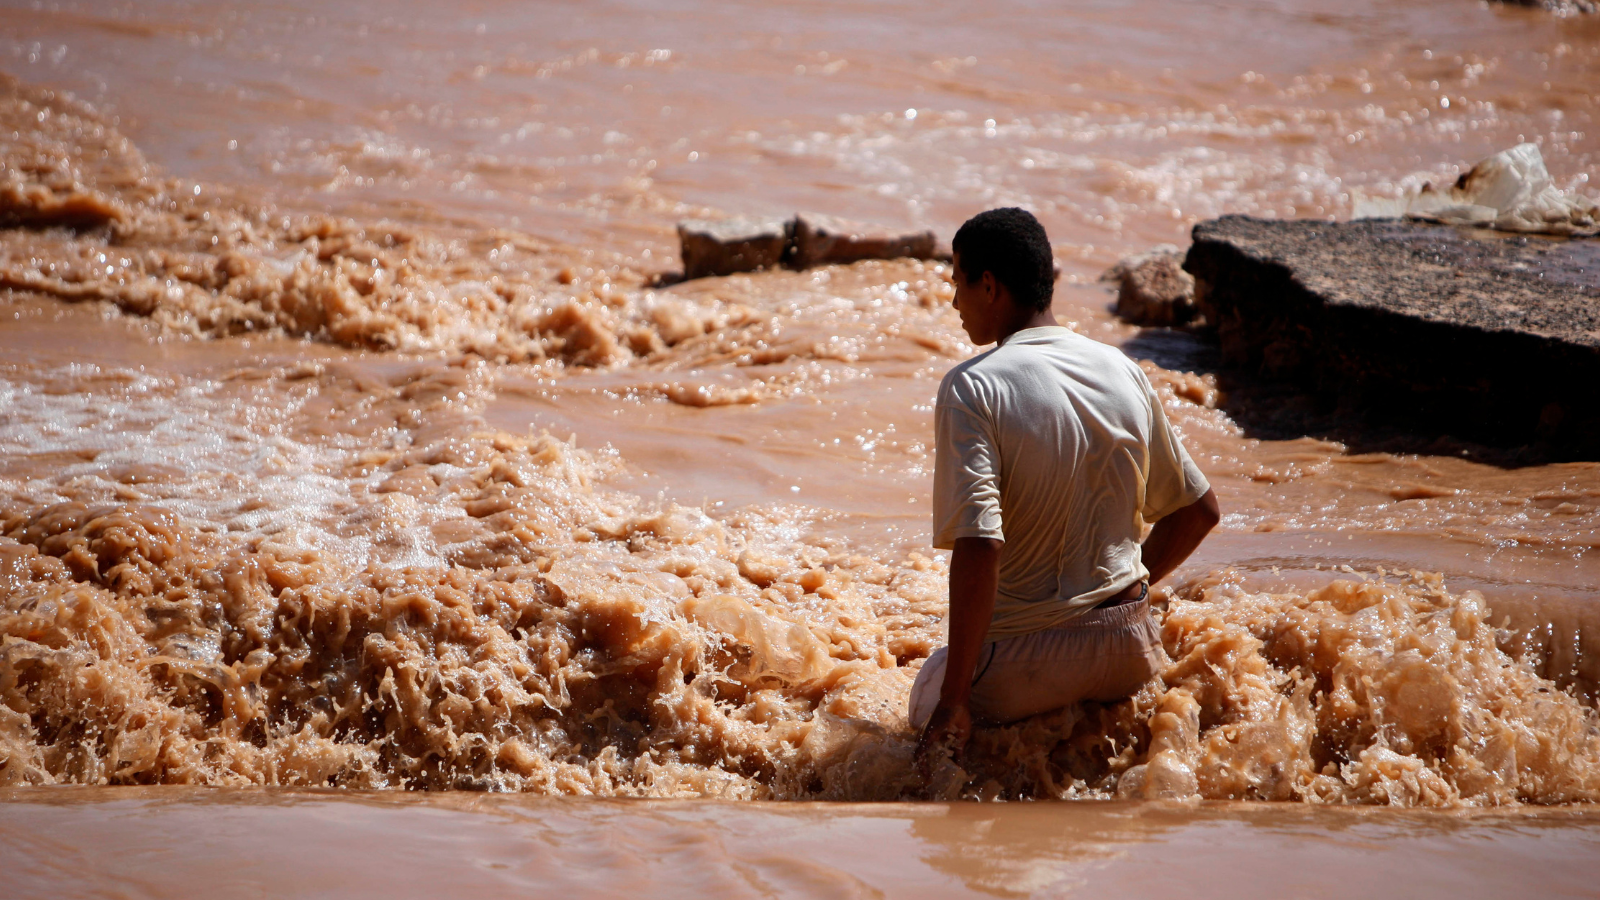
[915,536,1001,784]
[914,700,973,782]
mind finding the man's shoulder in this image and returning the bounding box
[1035,327,1137,367]
[936,347,1001,406]
[1039,330,1149,390]
[939,331,1150,409]
[999,329,1147,386]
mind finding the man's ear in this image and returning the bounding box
[981,270,1013,312]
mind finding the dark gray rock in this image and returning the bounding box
[677,217,791,279]
[1184,216,1600,457]
[788,213,938,270]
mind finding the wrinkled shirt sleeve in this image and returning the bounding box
[1140,380,1211,523]
[933,399,1005,549]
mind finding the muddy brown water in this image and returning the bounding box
[3,788,1600,899]
[2,0,1600,894]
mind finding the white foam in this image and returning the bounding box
[0,367,449,574]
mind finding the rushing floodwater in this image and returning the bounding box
[2,0,1600,893]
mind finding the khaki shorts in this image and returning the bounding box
[909,598,1165,729]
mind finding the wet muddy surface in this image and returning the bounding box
[4,788,1600,899]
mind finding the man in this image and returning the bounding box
[912,207,1220,776]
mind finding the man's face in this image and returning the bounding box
[950,253,1000,346]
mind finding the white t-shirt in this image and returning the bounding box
[932,326,1210,641]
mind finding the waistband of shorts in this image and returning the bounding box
[1059,596,1152,630]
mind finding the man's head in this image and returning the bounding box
[949,208,1054,345]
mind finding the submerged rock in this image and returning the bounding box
[787,213,939,270]
[676,217,792,279]
[676,213,941,280]
[1184,215,1600,457]
[1103,245,1198,326]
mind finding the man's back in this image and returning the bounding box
[911,207,1217,768]
[932,325,1207,641]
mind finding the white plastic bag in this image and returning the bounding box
[1401,144,1599,237]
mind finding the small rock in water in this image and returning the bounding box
[1103,245,1198,327]
[677,217,791,279]
[787,212,939,270]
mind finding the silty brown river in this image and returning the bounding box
[2,0,1599,895]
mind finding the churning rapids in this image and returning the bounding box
[4,1,1600,810]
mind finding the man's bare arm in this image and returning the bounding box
[913,536,1002,777]
[1141,487,1220,586]
[936,536,1003,708]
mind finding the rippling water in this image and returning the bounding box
[3,0,1600,891]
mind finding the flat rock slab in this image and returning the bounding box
[788,213,938,270]
[677,214,940,280]
[677,217,791,279]
[1184,215,1600,456]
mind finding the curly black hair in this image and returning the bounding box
[950,207,1054,312]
